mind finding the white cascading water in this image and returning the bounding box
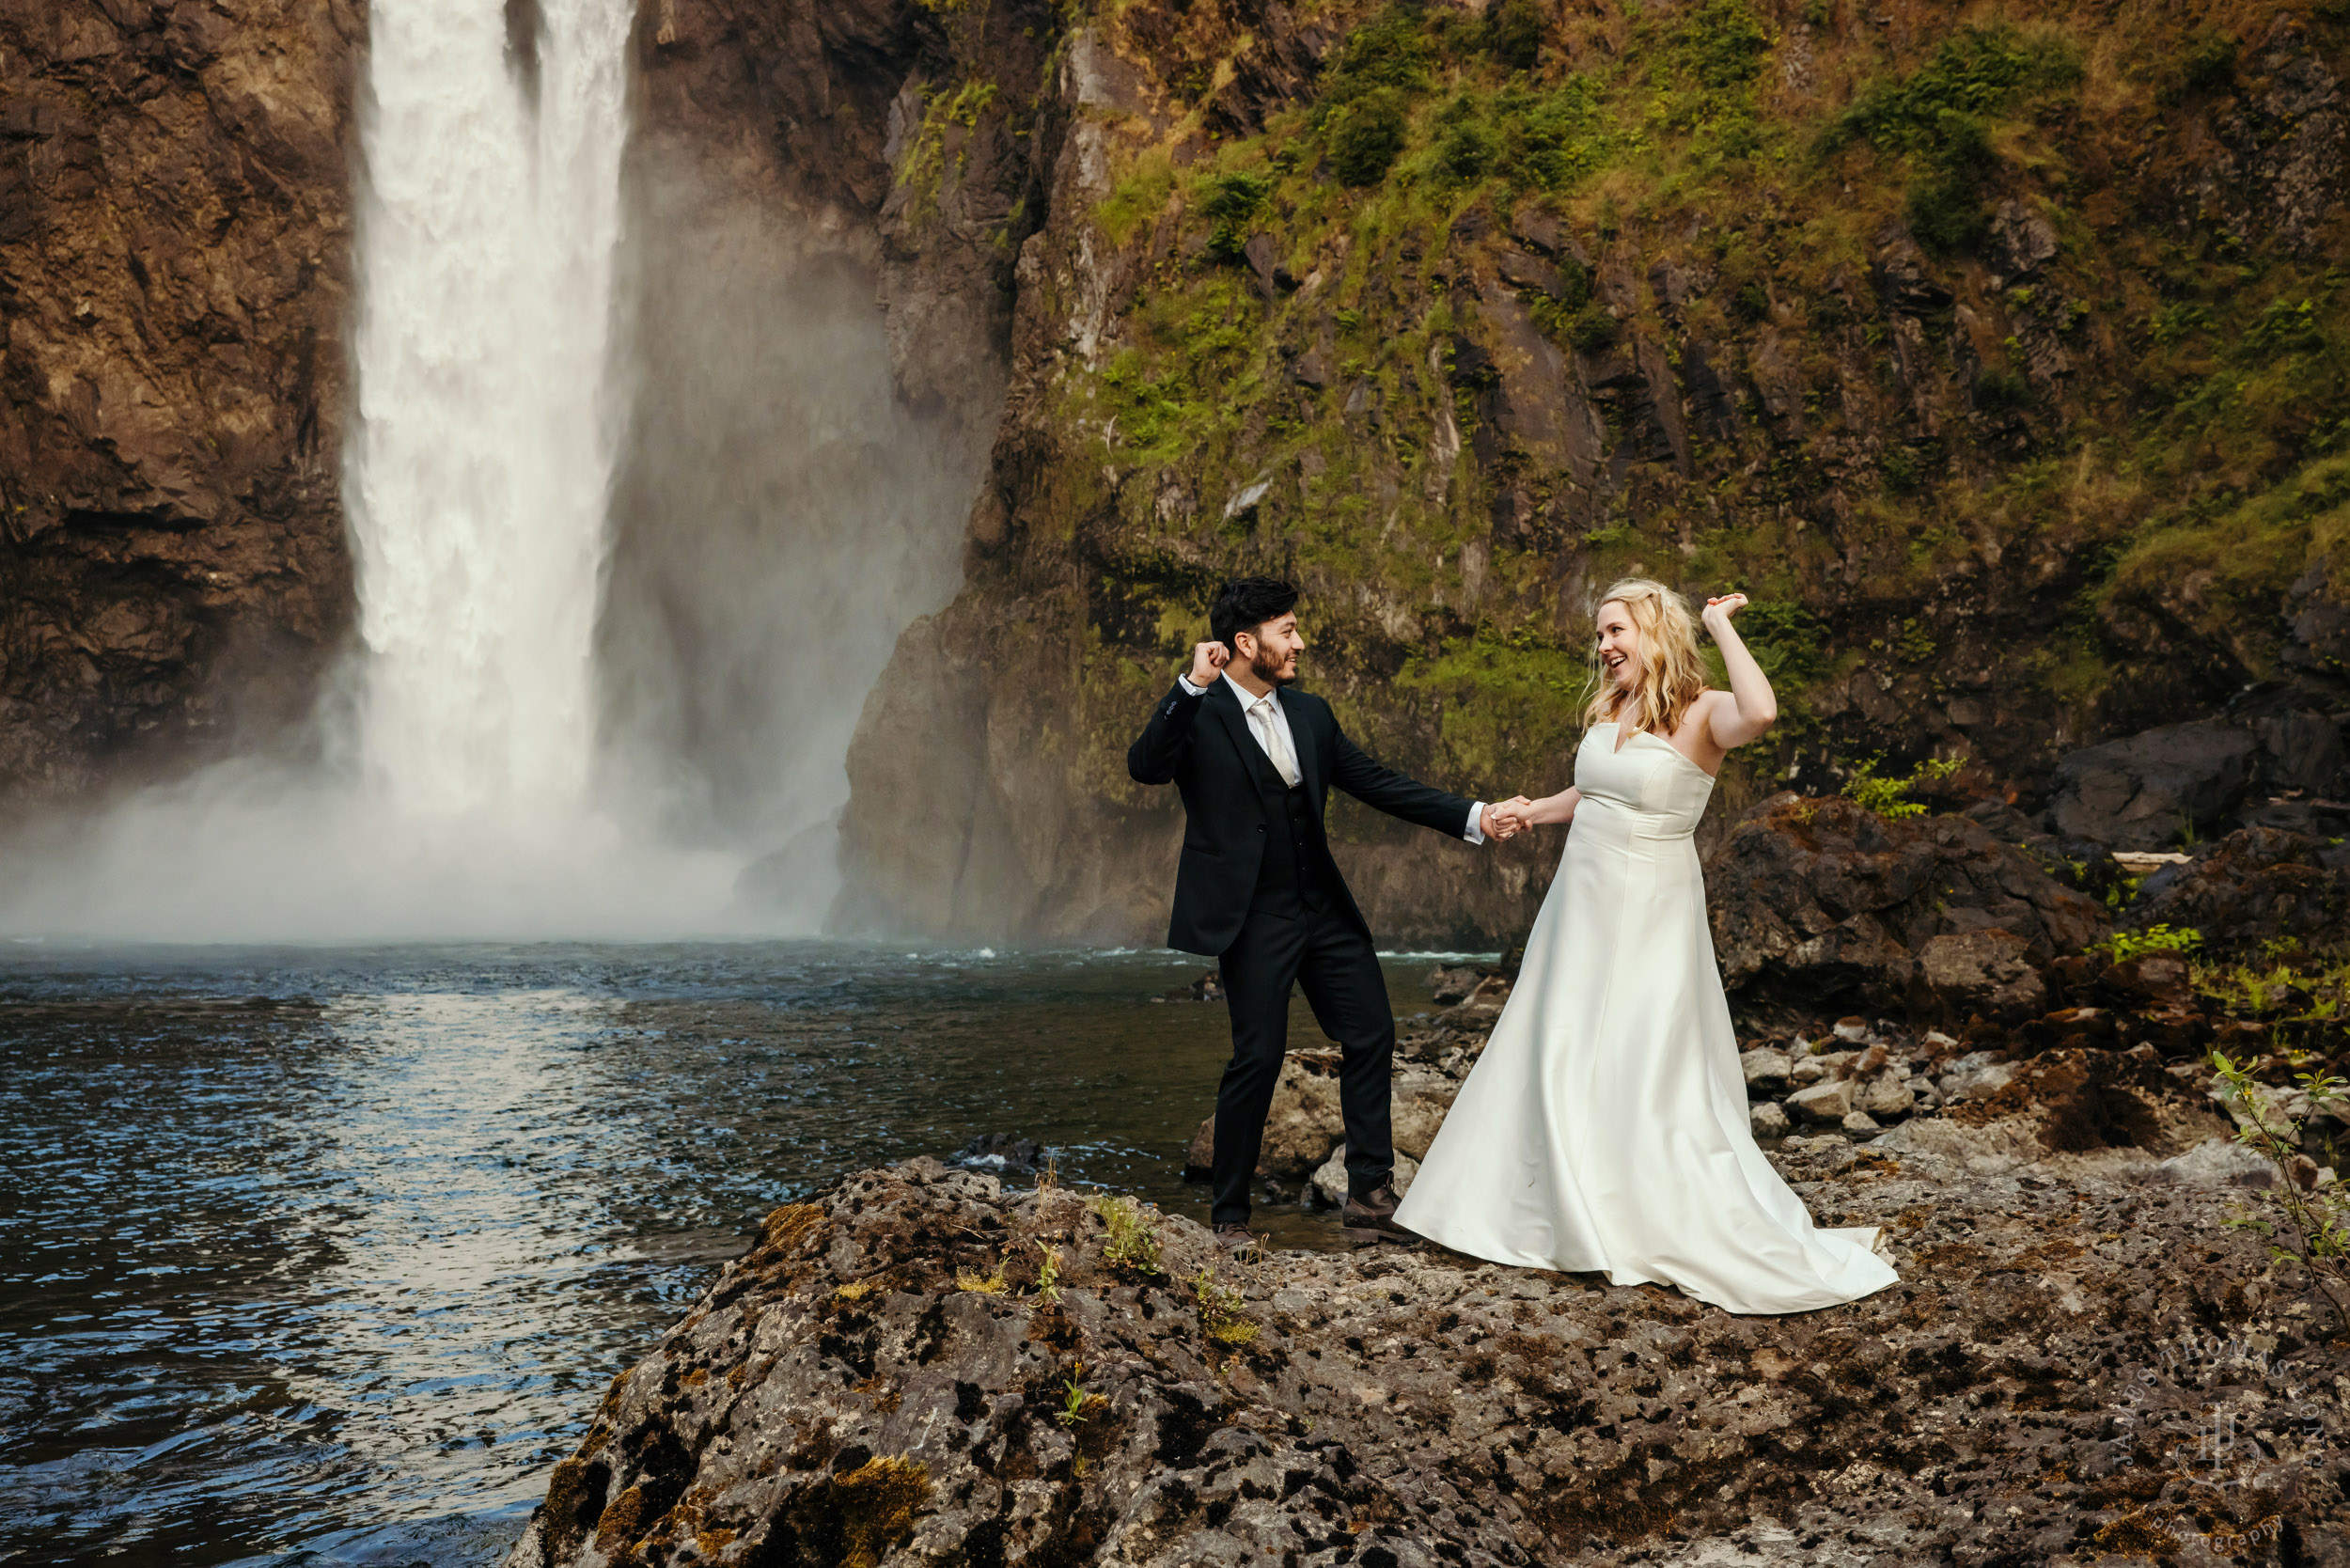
[0,0,984,940]
[350,0,631,820]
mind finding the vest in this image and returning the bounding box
[1249,777,1331,915]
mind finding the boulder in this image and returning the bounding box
[1183,1053,1344,1180]
[1187,1056,1465,1177]
[1449,974,1513,1017]
[1787,1077,1858,1124]
[1390,1066,1461,1161]
[2015,1005,2122,1056]
[1152,969,1225,1003]
[2049,720,2260,850]
[1841,1109,1883,1138]
[1741,1047,1792,1097]
[2098,950,2195,1007]
[2124,826,2350,955]
[1856,1073,1917,1120]
[2158,1137,2279,1188]
[1918,929,2047,1023]
[1707,797,2107,1012]
[1791,1048,1857,1086]
[1940,1056,2017,1104]
[1425,964,1483,1005]
[1308,1143,1419,1207]
[1750,1101,1792,1137]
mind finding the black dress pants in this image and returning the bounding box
[1211,904,1396,1225]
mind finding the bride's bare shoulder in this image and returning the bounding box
[1666,690,1727,739]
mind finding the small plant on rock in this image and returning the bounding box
[2087,924,2203,964]
[2210,1049,2350,1331]
[1033,1244,1062,1308]
[1055,1361,1097,1428]
[1189,1267,1260,1346]
[1841,753,1963,819]
[955,1260,1007,1294]
[1087,1193,1164,1275]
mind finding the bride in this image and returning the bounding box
[1394,579,1897,1314]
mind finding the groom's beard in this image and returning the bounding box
[1252,648,1296,686]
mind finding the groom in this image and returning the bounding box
[1128,576,1519,1249]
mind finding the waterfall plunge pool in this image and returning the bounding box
[0,943,1461,1565]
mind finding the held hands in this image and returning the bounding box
[1186,639,1230,686]
[1482,796,1535,839]
[1701,591,1749,635]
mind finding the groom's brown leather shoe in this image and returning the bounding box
[1213,1222,1259,1254]
[1342,1183,1418,1247]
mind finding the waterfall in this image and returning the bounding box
[349,0,634,821]
[0,0,990,941]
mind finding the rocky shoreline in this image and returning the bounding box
[498,1137,2346,1568]
[497,922,2350,1568]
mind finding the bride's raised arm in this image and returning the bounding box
[1700,592,1777,751]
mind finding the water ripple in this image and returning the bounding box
[0,943,1402,1564]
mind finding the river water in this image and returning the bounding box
[0,943,1457,1565]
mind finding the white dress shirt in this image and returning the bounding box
[1179,671,1486,843]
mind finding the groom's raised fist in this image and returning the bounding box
[1188,640,1230,686]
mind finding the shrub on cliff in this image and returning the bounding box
[1200,170,1273,261]
[1325,87,1412,184]
[1483,0,1547,71]
[1825,25,2081,256]
[1323,4,1432,99]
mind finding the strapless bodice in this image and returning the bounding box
[1572,723,1716,836]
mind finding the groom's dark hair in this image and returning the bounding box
[1210,575,1299,654]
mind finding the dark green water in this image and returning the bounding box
[0,943,1460,1565]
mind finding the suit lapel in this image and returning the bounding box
[1208,680,1292,797]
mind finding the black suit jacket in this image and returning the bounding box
[1127,678,1478,955]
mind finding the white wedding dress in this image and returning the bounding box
[1395,723,1898,1314]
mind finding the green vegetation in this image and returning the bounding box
[1200,170,1274,261]
[1054,1361,1101,1427]
[1087,1193,1165,1274]
[1841,753,1963,819]
[2210,1049,2350,1329]
[1032,1243,1061,1307]
[1023,0,2350,827]
[2195,948,2350,1030]
[2090,924,2205,964]
[1189,1266,1260,1346]
[954,1259,1008,1294]
[895,77,1003,222]
[1823,24,2081,256]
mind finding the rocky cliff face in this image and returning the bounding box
[8,1,2346,950]
[0,0,360,793]
[0,0,1036,819]
[837,0,2350,946]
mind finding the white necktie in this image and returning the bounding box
[1248,695,1302,788]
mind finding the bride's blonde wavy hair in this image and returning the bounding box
[1582,578,1709,739]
